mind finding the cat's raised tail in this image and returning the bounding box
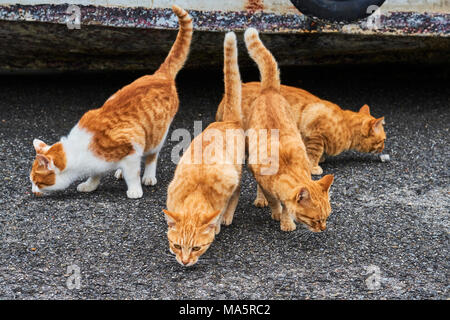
[222,32,242,126]
[244,28,280,92]
[157,5,193,78]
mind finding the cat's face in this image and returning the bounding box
[357,105,386,154]
[284,175,334,232]
[30,139,66,195]
[163,209,221,267]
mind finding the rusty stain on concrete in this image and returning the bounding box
[245,0,264,11]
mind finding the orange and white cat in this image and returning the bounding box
[30,5,193,199]
[163,32,244,266]
[244,28,334,232]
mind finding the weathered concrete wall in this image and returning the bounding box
[1,2,448,35]
[0,1,448,71]
[1,0,449,13]
[1,18,448,71]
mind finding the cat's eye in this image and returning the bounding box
[173,244,181,250]
[192,246,201,251]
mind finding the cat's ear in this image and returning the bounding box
[296,187,310,204]
[163,209,180,228]
[359,104,371,115]
[371,117,385,134]
[318,174,334,192]
[36,154,55,171]
[33,139,50,153]
[201,210,221,231]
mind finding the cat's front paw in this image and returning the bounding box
[77,181,98,193]
[280,220,296,232]
[311,166,323,175]
[142,176,157,186]
[114,169,123,180]
[221,214,233,226]
[215,223,221,235]
[127,188,143,199]
[254,197,268,208]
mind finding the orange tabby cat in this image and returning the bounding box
[216,72,385,209]
[163,32,244,266]
[218,83,386,172]
[244,28,334,232]
[30,5,192,199]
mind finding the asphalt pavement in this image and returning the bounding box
[0,65,448,299]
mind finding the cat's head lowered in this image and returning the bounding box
[355,105,386,154]
[30,139,67,195]
[284,174,334,232]
[163,209,221,267]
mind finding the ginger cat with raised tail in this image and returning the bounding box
[164,32,245,266]
[30,5,193,199]
[244,28,334,232]
[216,68,385,210]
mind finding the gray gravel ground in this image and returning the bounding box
[0,66,448,300]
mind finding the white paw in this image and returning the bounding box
[114,169,123,180]
[142,176,157,186]
[77,182,98,193]
[127,188,143,199]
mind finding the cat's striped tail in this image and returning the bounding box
[244,28,280,92]
[222,32,242,127]
[157,5,193,78]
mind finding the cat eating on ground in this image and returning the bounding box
[243,28,334,232]
[30,5,193,199]
[216,63,385,210]
[163,32,244,266]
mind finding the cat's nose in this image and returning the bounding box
[182,260,189,265]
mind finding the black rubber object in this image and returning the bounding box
[289,0,387,22]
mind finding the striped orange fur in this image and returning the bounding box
[216,85,386,176]
[216,74,385,209]
[79,5,193,162]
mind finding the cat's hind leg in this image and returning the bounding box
[253,184,268,207]
[222,185,240,226]
[142,153,158,186]
[120,152,143,199]
[304,135,324,175]
[77,175,101,192]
